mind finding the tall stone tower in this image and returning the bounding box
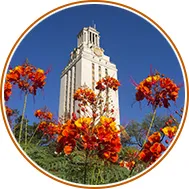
[59,26,120,123]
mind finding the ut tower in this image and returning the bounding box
[59,26,120,124]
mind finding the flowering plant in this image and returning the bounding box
[121,70,181,175]
[4,59,48,144]
[4,65,183,184]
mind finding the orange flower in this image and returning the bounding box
[74,87,96,104]
[119,160,125,167]
[34,108,53,121]
[162,126,177,139]
[150,142,166,154]
[109,153,118,163]
[38,121,48,130]
[4,81,12,101]
[82,135,89,142]
[6,72,20,82]
[75,117,92,129]
[134,71,180,108]
[96,76,120,91]
[5,61,48,96]
[35,108,61,138]
[103,151,111,159]
[14,65,24,75]
[148,132,161,143]
[34,109,42,117]
[144,141,152,149]
[46,112,53,120]
[139,131,167,164]
[110,137,122,153]
[138,149,152,162]
[55,116,122,161]
[100,116,118,132]
[5,106,13,117]
[64,145,73,155]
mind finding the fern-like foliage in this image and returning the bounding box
[24,144,131,185]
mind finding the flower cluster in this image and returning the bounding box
[4,81,12,101]
[135,75,160,101]
[159,116,178,145]
[94,116,121,162]
[34,108,58,138]
[135,73,180,108]
[160,78,180,102]
[35,109,53,120]
[56,115,121,163]
[5,106,13,117]
[56,117,91,155]
[38,121,60,137]
[162,126,177,139]
[5,61,47,96]
[96,76,120,91]
[138,132,166,164]
[74,87,96,104]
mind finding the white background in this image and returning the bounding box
[0,0,188,188]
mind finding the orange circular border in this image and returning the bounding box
[0,0,188,188]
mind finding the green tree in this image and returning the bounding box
[123,114,171,147]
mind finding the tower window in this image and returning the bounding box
[99,66,101,79]
[83,32,86,42]
[69,69,72,115]
[73,65,76,112]
[92,63,95,90]
[90,32,92,43]
[65,74,68,118]
[93,33,95,44]
[105,68,108,76]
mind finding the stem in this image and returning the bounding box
[142,107,157,146]
[103,160,106,181]
[24,118,28,147]
[129,106,157,176]
[84,150,89,184]
[36,134,44,146]
[91,163,96,184]
[129,164,136,177]
[28,124,40,145]
[106,88,109,115]
[98,91,102,116]
[18,92,28,144]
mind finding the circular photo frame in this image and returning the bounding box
[1,1,188,188]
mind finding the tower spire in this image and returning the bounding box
[92,20,96,29]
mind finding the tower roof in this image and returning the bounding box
[77,26,99,37]
[77,26,100,48]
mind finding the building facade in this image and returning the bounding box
[59,26,120,123]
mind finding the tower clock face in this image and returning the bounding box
[93,47,103,57]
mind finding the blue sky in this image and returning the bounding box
[7,4,185,125]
